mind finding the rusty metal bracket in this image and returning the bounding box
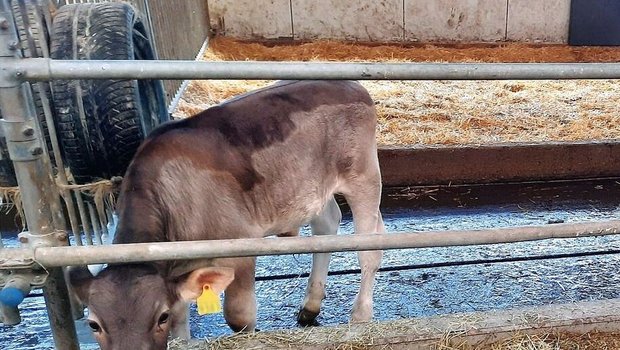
[0,119,43,162]
[0,59,24,88]
[0,28,20,60]
[0,252,47,326]
[1,118,37,141]
[0,0,25,88]
[17,230,69,248]
[0,257,48,289]
[0,5,23,73]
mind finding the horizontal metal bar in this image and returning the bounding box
[1,220,619,268]
[10,59,620,81]
[256,249,620,281]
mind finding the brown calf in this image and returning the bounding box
[69,80,385,350]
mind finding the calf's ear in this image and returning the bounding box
[67,266,95,304]
[177,267,235,301]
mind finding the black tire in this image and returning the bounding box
[50,3,168,183]
[0,137,17,187]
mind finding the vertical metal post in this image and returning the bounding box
[0,1,79,349]
[75,191,93,245]
[26,0,84,247]
[87,202,102,245]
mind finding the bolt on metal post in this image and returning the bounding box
[0,1,79,349]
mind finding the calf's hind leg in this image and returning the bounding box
[298,196,341,326]
[341,169,384,323]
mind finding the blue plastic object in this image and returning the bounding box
[0,287,25,307]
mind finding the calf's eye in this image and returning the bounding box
[88,320,101,333]
[158,311,170,326]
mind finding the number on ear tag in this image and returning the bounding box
[197,284,222,315]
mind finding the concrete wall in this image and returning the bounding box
[207,0,571,43]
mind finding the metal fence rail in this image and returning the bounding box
[7,59,620,81]
[2,220,619,267]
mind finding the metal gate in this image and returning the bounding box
[1,0,620,349]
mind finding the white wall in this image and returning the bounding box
[207,0,571,43]
[291,0,404,42]
[405,0,507,42]
[208,0,293,39]
[506,0,570,42]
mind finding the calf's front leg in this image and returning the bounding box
[223,257,257,332]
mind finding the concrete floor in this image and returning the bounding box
[1,179,620,349]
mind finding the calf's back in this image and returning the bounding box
[115,80,378,243]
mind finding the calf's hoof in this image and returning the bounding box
[228,323,256,333]
[297,307,320,327]
[351,302,373,323]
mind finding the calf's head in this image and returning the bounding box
[69,264,234,350]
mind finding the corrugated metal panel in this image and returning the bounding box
[137,0,210,106]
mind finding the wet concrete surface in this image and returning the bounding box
[1,179,620,349]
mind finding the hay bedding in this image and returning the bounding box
[167,309,620,349]
[169,327,620,350]
[175,37,620,146]
[167,302,620,350]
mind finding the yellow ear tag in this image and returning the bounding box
[196,284,222,315]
